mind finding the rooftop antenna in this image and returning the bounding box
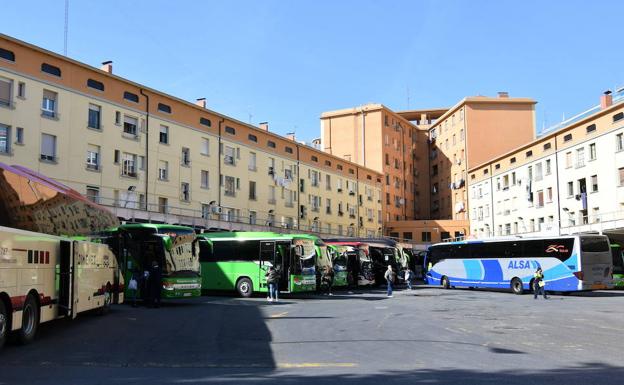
[63,0,69,56]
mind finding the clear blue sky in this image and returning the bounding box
[4,0,623,141]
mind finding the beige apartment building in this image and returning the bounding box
[0,34,383,237]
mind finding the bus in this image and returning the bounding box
[425,234,613,294]
[324,241,375,286]
[103,224,202,300]
[196,232,319,297]
[0,162,123,349]
[611,244,624,288]
[326,244,348,287]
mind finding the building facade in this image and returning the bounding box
[468,91,624,239]
[0,34,383,237]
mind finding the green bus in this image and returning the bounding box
[197,232,320,297]
[326,244,349,288]
[611,244,624,288]
[104,224,202,300]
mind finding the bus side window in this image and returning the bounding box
[198,240,214,262]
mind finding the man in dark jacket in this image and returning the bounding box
[265,266,280,302]
[150,260,163,308]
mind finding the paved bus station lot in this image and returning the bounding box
[2,287,624,385]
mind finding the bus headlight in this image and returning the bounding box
[162,282,175,291]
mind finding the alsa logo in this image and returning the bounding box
[507,260,538,269]
[546,244,569,253]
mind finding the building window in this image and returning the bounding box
[285,146,293,154]
[200,117,211,127]
[494,164,500,170]
[565,151,572,168]
[421,232,431,242]
[617,133,623,151]
[17,81,25,99]
[267,140,276,148]
[199,170,209,189]
[181,147,191,166]
[88,104,101,129]
[86,145,100,170]
[158,197,168,214]
[41,63,61,77]
[247,151,256,171]
[158,160,168,180]
[311,155,318,162]
[545,159,551,175]
[41,90,57,118]
[87,78,104,91]
[546,187,553,202]
[337,164,343,171]
[224,145,236,165]
[543,142,551,150]
[123,115,138,136]
[563,133,572,142]
[159,125,169,144]
[0,77,12,107]
[123,91,139,103]
[201,138,210,156]
[614,112,624,123]
[535,163,543,181]
[181,182,190,201]
[525,150,533,158]
[86,186,100,204]
[589,143,596,160]
[0,124,10,154]
[158,103,171,114]
[224,176,236,197]
[114,149,120,164]
[249,181,256,200]
[536,190,544,208]
[619,167,624,186]
[122,153,137,177]
[40,134,56,162]
[591,175,598,192]
[586,124,596,134]
[310,170,319,187]
[225,126,235,135]
[15,127,23,145]
[575,148,585,168]
[115,111,121,125]
[0,48,15,62]
[567,181,574,197]
[248,134,257,142]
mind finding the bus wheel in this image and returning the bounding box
[17,294,39,345]
[236,278,253,298]
[441,276,451,289]
[511,278,524,295]
[0,300,8,350]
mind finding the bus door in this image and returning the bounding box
[276,241,291,291]
[260,241,276,290]
[57,240,74,319]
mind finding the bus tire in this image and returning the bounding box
[98,286,112,316]
[511,278,524,295]
[441,276,451,289]
[0,299,9,350]
[236,278,253,298]
[17,293,39,345]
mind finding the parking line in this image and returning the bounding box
[270,311,289,318]
[278,363,358,368]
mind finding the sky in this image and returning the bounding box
[3,0,623,142]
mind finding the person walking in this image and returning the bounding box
[141,267,151,306]
[404,267,414,290]
[322,266,335,296]
[150,260,163,308]
[265,266,280,302]
[384,265,395,297]
[127,269,139,307]
[533,267,548,299]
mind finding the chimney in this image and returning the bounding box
[286,133,295,141]
[259,122,269,131]
[601,90,613,109]
[101,61,113,74]
[195,98,206,108]
[497,91,509,98]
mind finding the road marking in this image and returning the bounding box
[278,363,357,368]
[270,311,289,318]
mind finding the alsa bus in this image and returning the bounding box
[425,235,613,294]
[104,224,201,300]
[196,232,318,297]
[0,162,122,349]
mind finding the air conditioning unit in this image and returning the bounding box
[224,155,234,164]
[268,167,275,175]
[337,188,343,193]
[211,206,223,214]
[348,190,355,196]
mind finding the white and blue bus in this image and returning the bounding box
[425,235,613,294]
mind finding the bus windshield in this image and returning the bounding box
[295,238,316,270]
[159,233,200,277]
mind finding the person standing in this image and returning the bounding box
[322,266,335,296]
[384,265,395,297]
[150,260,163,308]
[142,267,151,306]
[404,268,414,290]
[265,266,280,302]
[533,267,548,299]
[127,269,139,307]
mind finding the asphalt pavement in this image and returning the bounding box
[1,285,624,384]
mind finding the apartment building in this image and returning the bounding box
[469,90,624,239]
[399,94,536,222]
[0,34,382,237]
[320,104,432,222]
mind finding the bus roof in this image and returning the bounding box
[116,223,193,231]
[429,234,606,248]
[197,231,320,241]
